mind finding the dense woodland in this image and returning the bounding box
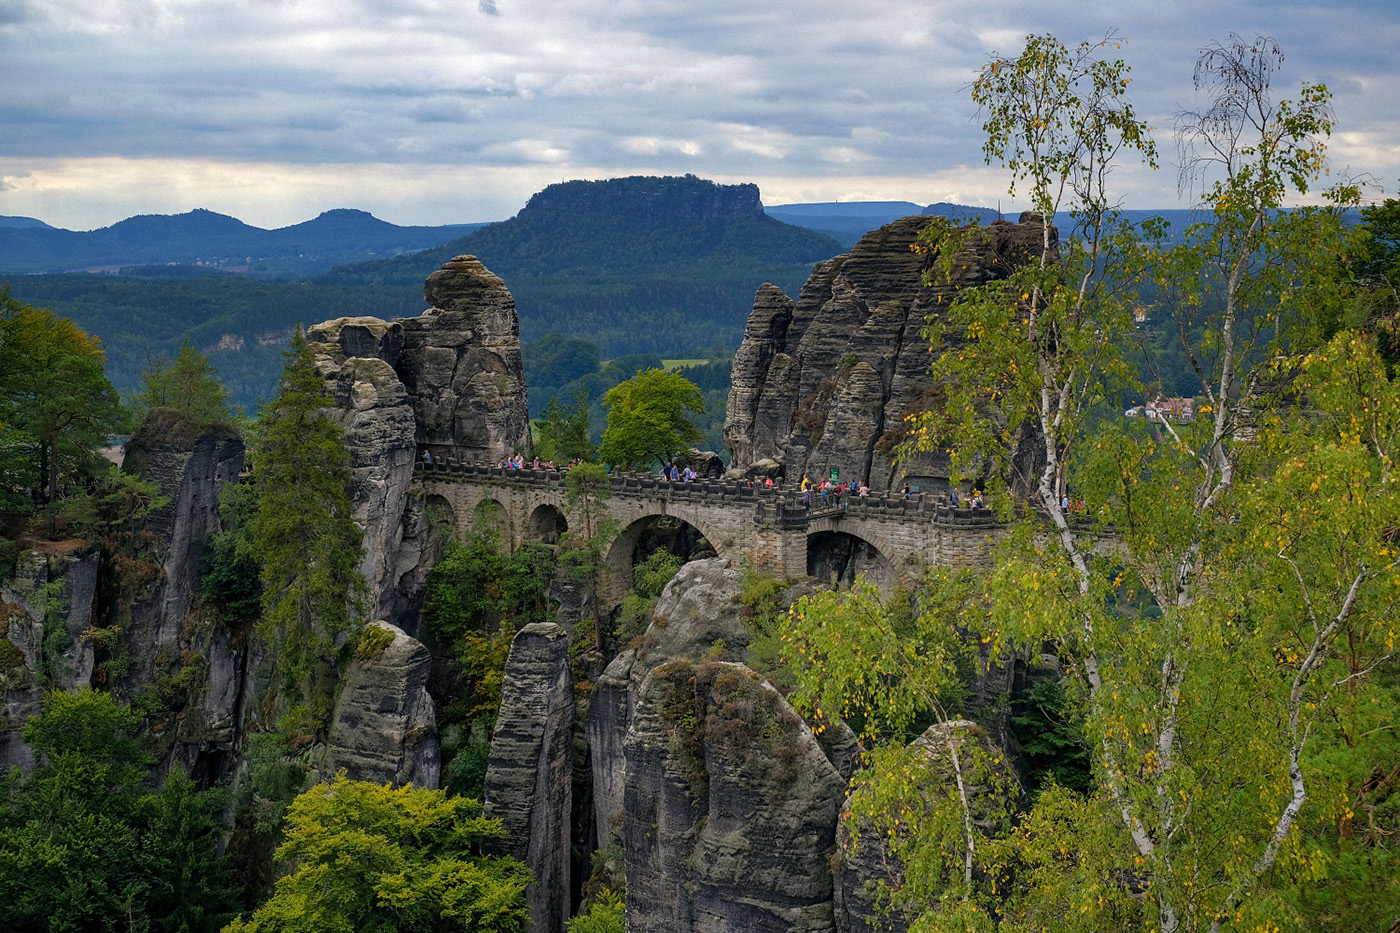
[4,31,1400,933]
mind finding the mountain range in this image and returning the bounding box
[0,208,487,277]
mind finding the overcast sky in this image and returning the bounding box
[3,0,1397,231]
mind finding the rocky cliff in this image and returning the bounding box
[325,620,440,788]
[724,214,1051,494]
[119,418,249,782]
[0,419,249,778]
[0,545,100,770]
[624,659,845,933]
[484,622,576,933]
[308,254,532,620]
[580,560,872,933]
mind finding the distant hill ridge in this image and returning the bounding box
[317,174,844,362]
[323,174,838,285]
[0,207,484,277]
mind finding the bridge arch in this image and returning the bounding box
[526,503,568,545]
[470,497,512,543]
[806,528,895,591]
[603,511,726,602]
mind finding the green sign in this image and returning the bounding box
[830,467,839,481]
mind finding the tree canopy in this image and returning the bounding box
[0,689,238,932]
[221,773,530,933]
[597,367,704,469]
[0,291,129,516]
[784,32,1400,933]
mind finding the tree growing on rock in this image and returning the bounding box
[251,327,367,732]
[134,339,233,429]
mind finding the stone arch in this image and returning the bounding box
[423,493,457,536]
[806,529,895,592]
[526,503,568,545]
[603,513,717,604]
[470,496,512,543]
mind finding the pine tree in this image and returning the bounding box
[251,328,365,727]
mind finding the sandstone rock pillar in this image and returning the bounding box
[484,622,575,933]
[325,620,440,788]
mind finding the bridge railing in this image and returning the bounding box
[414,456,1002,527]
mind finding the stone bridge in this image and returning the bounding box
[414,458,1005,605]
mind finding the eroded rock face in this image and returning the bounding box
[0,547,100,770]
[589,558,749,838]
[325,620,439,788]
[404,256,532,463]
[307,256,532,621]
[484,622,575,933]
[585,559,840,932]
[724,214,1050,495]
[624,660,845,933]
[832,720,1022,933]
[119,423,249,782]
[307,326,419,622]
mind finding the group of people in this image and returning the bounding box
[798,474,869,508]
[495,454,585,471]
[659,461,702,483]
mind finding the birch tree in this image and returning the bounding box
[786,33,1399,933]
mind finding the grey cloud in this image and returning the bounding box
[2,0,1398,226]
[0,0,33,25]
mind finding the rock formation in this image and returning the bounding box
[624,659,845,933]
[120,417,249,782]
[589,558,753,838]
[587,560,843,932]
[0,546,100,770]
[484,622,575,933]
[724,214,1050,494]
[325,620,440,788]
[308,254,533,620]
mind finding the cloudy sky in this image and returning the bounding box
[3,0,1397,231]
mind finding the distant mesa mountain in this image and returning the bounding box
[318,175,842,362]
[0,207,486,277]
[324,174,841,286]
